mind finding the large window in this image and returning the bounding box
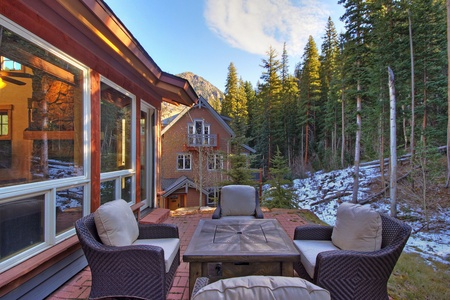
[0,18,89,273]
[0,28,84,188]
[100,79,135,203]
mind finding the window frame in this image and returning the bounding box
[177,153,192,170]
[208,153,224,171]
[0,15,91,273]
[99,76,136,204]
[0,105,12,140]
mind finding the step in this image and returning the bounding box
[139,208,170,224]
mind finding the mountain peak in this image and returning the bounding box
[177,72,224,102]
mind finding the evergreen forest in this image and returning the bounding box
[218,0,448,183]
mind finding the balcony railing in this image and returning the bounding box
[187,134,217,147]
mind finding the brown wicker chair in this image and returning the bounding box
[212,185,264,219]
[293,213,411,300]
[75,213,180,300]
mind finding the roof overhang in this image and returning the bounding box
[10,0,198,107]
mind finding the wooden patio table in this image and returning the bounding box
[183,218,301,296]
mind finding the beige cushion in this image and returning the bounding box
[94,199,139,246]
[192,276,330,300]
[133,238,180,272]
[293,240,340,278]
[331,202,382,251]
[221,185,256,216]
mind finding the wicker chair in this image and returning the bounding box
[293,213,411,300]
[212,185,264,219]
[75,213,180,300]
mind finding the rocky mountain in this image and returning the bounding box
[177,72,224,102]
[161,72,224,120]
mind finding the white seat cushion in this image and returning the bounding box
[293,240,340,279]
[331,202,382,251]
[221,185,256,216]
[94,199,139,246]
[133,238,180,272]
[192,275,330,300]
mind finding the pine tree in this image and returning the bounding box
[256,46,283,174]
[339,0,371,203]
[222,62,239,118]
[280,44,300,168]
[262,147,297,209]
[297,36,321,166]
[319,17,340,168]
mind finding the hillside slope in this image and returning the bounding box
[161,72,224,120]
[177,71,224,102]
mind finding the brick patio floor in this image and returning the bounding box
[46,208,307,300]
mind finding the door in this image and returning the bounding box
[140,101,156,209]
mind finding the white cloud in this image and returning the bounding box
[204,0,332,58]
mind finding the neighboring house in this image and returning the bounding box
[160,96,256,209]
[0,1,197,299]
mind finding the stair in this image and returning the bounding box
[139,208,170,224]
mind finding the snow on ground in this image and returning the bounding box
[283,164,450,265]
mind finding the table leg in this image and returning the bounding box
[189,262,202,298]
[281,262,294,276]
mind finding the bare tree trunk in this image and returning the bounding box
[446,0,450,187]
[421,70,428,148]
[341,90,346,168]
[388,67,397,217]
[409,9,416,164]
[352,80,362,204]
[199,147,203,207]
[305,114,309,164]
[379,108,386,195]
[402,104,408,150]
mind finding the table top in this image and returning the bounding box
[183,219,300,262]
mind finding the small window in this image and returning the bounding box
[208,153,223,170]
[0,106,12,169]
[1,57,23,71]
[0,105,12,140]
[177,154,191,170]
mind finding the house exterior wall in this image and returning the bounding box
[160,100,262,208]
[162,105,233,191]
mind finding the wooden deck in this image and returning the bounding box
[46,208,308,300]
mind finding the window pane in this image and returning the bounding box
[0,141,12,169]
[121,176,132,202]
[0,28,84,188]
[0,196,45,261]
[100,180,116,204]
[100,83,132,172]
[177,155,183,169]
[185,155,191,169]
[56,186,84,235]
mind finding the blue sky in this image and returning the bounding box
[104,0,345,92]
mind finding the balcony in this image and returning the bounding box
[187,134,218,147]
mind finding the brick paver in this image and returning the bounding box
[46,209,307,300]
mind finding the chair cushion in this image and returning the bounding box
[192,275,330,300]
[331,202,382,251]
[94,199,139,246]
[133,238,180,273]
[221,185,256,216]
[293,240,340,278]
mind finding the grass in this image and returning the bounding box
[388,252,450,300]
